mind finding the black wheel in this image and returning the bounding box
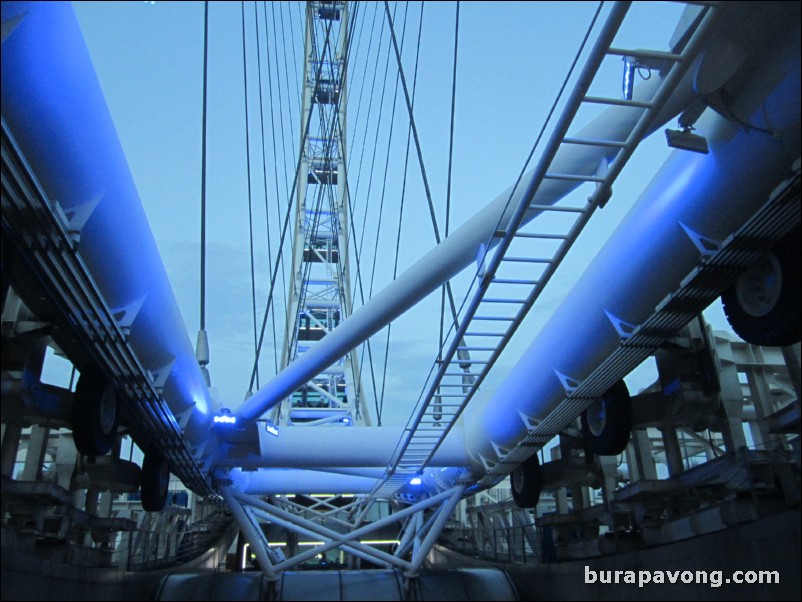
[141,448,170,512]
[71,365,119,456]
[721,228,800,347]
[582,380,631,456]
[511,452,542,508]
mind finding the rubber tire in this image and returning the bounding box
[71,365,119,456]
[721,228,801,347]
[141,448,170,512]
[511,453,542,509]
[581,380,632,456]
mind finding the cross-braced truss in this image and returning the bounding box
[221,485,465,581]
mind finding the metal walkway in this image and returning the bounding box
[373,1,720,497]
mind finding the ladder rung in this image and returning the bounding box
[504,256,552,264]
[583,95,652,109]
[463,332,504,337]
[512,232,569,240]
[562,136,626,148]
[473,316,515,321]
[456,346,496,352]
[491,278,540,285]
[543,172,605,183]
[450,359,490,365]
[433,394,466,398]
[444,371,482,376]
[528,204,587,213]
[606,47,682,62]
[483,298,525,304]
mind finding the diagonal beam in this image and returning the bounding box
[405,485,465,576]
[227,485,466,576]
[250,506,406,571]
[221,488,279,581]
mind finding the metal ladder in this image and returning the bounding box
[372,1,719,498]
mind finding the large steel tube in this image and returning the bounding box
[0,3,217,453]
[217,426,467,469]
[463,5,801,469]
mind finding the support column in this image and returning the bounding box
[20,425,49,481]
[661,424,685,478]
[1,421,22,478]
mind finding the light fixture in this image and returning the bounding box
[665,127,709,154]
[213,409,237,425]
[409,477,422,486]
[622,56,638,100]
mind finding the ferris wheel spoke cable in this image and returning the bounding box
[253,2,281,374]
[439,1,460,358]
[376,1,427,422]
[383,1,462,338]
[246,40,328,399]
[241,1,261,389]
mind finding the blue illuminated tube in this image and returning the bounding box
[1,2,219,470]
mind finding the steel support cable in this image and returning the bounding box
[200,0,209,333]
[377,1,426,425]
[269,2,296,241]
[353,3,398,301]
[317,6,389,423]
[262,1,290,352]
[295,11,360,417]
[247,10,338,395]
[310,5,383,421]
[261,5,289,373]
[276,2,300,166]
[340,1,367,160]
[345,3,379,168]
[382,1,462,334]
[356,1,410,424]
[346,2,401,411]
[246,56,324,399]
[367,2,409,301]
[279,1,303,118]
[253,2,280,374]
[242,1,261,390]
[439,1,460,358]
[341,2,381,236]
[342,7,384,306]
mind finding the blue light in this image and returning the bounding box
[213,414,237,425]
[409,477,422,486]
[342,417,351,424]
[622,57,636,100]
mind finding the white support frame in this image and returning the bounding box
[222,484,465,580]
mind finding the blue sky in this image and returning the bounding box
[54,1,738,426]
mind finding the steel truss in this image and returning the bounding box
[221,484,465,580]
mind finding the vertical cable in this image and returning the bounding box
[200,1,209,332]
[439,1,460,357]
[242,1,260,390]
